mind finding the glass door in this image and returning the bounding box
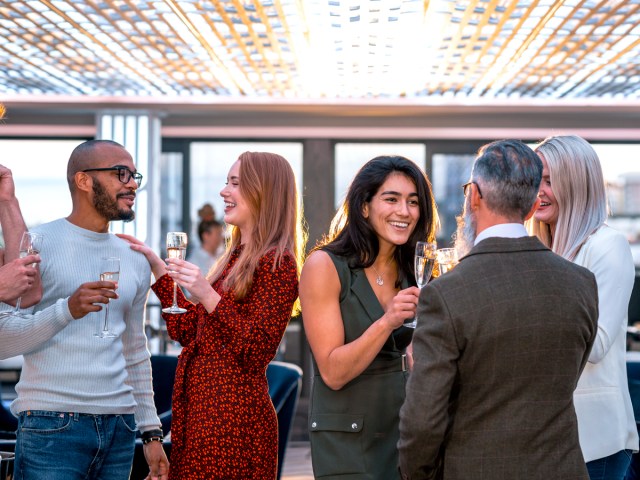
[427,141,485,248]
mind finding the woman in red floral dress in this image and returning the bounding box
[121,151,306,479]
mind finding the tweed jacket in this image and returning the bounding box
[398,236,599,480]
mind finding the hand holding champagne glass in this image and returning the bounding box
[162,232,188,314]
[0,231,43,319]
[95,257,120,338]
[405,241,437,328]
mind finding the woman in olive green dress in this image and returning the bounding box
[300,155,438,479]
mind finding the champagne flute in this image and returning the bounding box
[0,232,43,319]
[95,257,120,338]
[405,241,437,328]
[437,248,459,275]
[162,232,188,314]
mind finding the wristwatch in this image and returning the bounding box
[141,428,164,445]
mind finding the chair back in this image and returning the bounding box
[630,272,640,325]
[267,361,303,480]
[628,361,640,422]
[0,385,16,437]
[150,354,179,433]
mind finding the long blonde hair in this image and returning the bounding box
[208,151,306,304]
[527,135,608,260]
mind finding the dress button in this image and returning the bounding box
[351,423,358,429]
[311,422,317,428]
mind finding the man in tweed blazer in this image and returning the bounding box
[398,140,599,480]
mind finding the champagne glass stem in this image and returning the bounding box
[172,282,179,309]
[102,304,110,333]
[13,297,22,313]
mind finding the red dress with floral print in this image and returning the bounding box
[151,246,298,480]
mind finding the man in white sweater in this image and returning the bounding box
[0,140,169,480]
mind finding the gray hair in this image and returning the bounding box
[472,139,543,220]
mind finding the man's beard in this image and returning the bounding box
[92,179,135,222]
[453,194,476,258]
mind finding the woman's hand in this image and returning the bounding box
[165,257,220,312]
[116,234,167,280]
[382,286,420,330]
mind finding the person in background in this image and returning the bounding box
[0,139,169,480]
[120,151,306,479]
[0,105,41,305]
[399,139,598,480]
[187,219,224,276]
[197,202,216,222]
[300,155,438,479]
[529,134,639,480]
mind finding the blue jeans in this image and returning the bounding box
[14,411,136,480]
[587,449,633,480]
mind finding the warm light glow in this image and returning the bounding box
[0,0,637,100]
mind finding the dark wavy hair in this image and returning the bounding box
[318,155,438,287]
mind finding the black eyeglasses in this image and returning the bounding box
[82,166,143,187]
[462,181,483,198]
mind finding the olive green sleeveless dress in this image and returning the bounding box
[308,251,413,479]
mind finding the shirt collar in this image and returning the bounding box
[474,223,528,246]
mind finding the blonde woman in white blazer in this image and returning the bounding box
[528,134,638,480]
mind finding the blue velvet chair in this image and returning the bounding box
[267,361,303,480]
[625,360,640,480]
[149,354,179,434]
[0,385,17,439]
[130,354,178,480]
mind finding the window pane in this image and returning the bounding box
[334,143,426,208]
[160,152,185,236]
[0,139,83,232]
[432,153,475,247]
[593,144,640,266]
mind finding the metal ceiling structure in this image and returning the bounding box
[1,0,639,102]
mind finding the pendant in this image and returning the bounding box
[376,276,384,286]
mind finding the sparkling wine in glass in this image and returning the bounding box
[162,232,188,314]
[437,248,459,275]
[95,257,120,338]
[0,232,43,319]
[405,241,437,328]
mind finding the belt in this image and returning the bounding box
[362,354,408,375]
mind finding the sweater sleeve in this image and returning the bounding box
[584,231,635,364]
[122,270,161,432]
[0,298,74,360]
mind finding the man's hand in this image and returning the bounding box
[0,254,40,303]
[143,441,169,480]
[67,281,118,319]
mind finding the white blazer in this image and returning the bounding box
[573,225,639,462]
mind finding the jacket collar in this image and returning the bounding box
[462,236,549,263]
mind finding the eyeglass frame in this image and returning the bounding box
[81,166,143,187]
[462,181,483,199]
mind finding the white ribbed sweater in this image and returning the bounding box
[0,218,161,432]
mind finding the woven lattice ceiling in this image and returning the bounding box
[1,0,639,100]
